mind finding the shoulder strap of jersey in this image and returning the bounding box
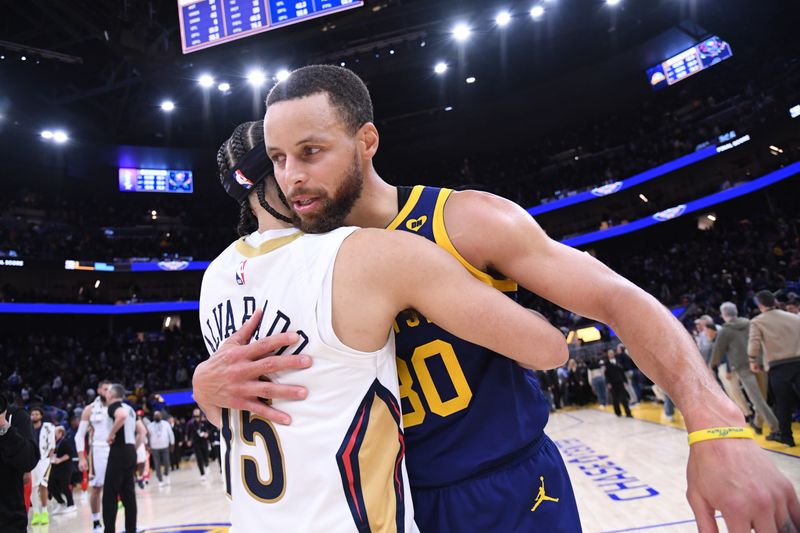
[431,188,518,293]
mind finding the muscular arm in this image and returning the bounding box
[442,190,741,431]
[135,420,147,450]
[332,228,568,369]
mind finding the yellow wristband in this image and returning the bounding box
[687,427,755,446]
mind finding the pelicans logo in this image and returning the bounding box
[590,181,623,197]
[653,204,687,222]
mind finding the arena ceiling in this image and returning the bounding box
[0,0,792,153]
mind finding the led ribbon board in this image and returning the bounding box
[562,161,800,247]
[527,146,719,217]
[178,0,363,54]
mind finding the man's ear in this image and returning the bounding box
[358,122,379,160]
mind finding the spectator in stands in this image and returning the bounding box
[604,350,632,418]
[748,290,800,447]
[710,302,779,438]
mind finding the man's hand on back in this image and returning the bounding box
[192,308,312,427]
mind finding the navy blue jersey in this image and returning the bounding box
[388,185,551,488]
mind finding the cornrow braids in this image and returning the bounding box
[216,121,264,237]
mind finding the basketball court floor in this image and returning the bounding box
[37,404,800,533]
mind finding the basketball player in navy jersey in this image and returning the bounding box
[194,66,799,531]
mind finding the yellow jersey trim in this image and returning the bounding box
[432,188,518,293]
[386,185,425,231]
[234,231,304,258]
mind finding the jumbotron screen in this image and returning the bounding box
[646,35,732,90]
[118,168,194,194]
[178,0,364,54]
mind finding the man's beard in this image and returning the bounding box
[291,152,364,234]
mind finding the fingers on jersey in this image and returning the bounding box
[223,307,265,346]
[250,376,308,402]
[237,331,303,361]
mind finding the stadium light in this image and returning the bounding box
[52,130,68,144]
[276,69,290,82]
[639,193,649,203]
[247,69,267,87]
[198,74,214,88]
[434,62,448,75]
[606,0,620,5]
[217,82,231,92]
[40,130,54,139]
[444,106,454,112]
[466,76,476,84]
[496,11,512,27]
[94,280,101,289]
[530,5,545,19]
[707,215,717,222]
[452,23,471,42]
[160,100,175,112]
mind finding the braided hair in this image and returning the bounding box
[216,121,265,237]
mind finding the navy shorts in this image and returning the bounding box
[411,434,581,532]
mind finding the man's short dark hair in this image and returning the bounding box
[266,65,373,134]
[755,290,776,308]
[29,405,45,417]
[98,379,112,387]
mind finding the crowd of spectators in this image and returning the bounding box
[0,328,204,422]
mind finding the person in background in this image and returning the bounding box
[693,315,715,364]
[147,411,174,487]
[604,350,632,418]
[134,411,149,489]
[705,321,751,421]
[185,408,211,482]
[49,425,77,514]
[587,356,607,407]
[168,415,183,471]
[748,290,800,447]
[0,396,40,533]
[29,405,56,525]
[616,344,640,405]
[710,301,779,439]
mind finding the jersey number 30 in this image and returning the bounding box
[221,409,286,502]
[397,339,473,428]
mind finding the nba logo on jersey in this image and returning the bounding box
[235,260,247,285]
[234,169,254,189]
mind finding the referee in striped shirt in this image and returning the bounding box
[103,384,145,533]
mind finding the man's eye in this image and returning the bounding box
[272,155,286,164]
[304,147,320,156]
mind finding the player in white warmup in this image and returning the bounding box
[75,380,112,532]
[29,406,56,526]
[196,121,569,532]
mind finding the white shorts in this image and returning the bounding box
[136,444,146,464]
[89,444,110,488]
[31,459,51,488]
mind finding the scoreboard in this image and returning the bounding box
[119,168,194,194]
[646,36,732,90]
[178,0,363,54]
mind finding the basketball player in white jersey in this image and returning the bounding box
[198,121,568,532]
[75,380,112,532]
[29,406,56,526]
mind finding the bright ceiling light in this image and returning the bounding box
[198,74,214,88]
[40,130,54,139]
[639,193,649,203]
[434,62,448,75]
[276,69,290,82]
[217,82,230,92]
[160,100,175,112]
[466,76,476,84]
[452,23,471,42]
[496,11,512,27]
[52,130,68,143]
[606,0,620,5]
[530,5,545,19]
[247,69,266,87]
[707,215,717,221]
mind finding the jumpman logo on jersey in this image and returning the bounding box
[531,476,559,512]
[405,216,427,232]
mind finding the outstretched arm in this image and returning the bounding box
[441,190,799,532]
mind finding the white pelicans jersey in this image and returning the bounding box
[89,396,111,447]
[199,227,416,533]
